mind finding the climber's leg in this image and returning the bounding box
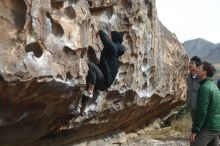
[84,62,105,97]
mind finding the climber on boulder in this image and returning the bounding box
[77,29,126,114]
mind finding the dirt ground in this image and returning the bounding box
[121,114,192,146]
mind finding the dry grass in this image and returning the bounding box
[124,113,191,146]
[213,63,220,69]
[213,63,220,81]
[170,114,191,138]
[171,114,191,132]
[144,113,191,141]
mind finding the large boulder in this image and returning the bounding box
[0,0,188,145]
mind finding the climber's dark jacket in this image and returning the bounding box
[97,30,125,88]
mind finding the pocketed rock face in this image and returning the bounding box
[0,0,188,146]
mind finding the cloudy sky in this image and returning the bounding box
[156,0,220,43]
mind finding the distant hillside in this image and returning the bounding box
[204,46,220,63]
[184,38,220,63]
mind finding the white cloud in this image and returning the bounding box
[156,0,220,43]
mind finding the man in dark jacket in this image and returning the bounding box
[190,61,220,146]
[186,56,201,124]
[82,29,125,97]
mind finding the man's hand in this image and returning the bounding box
[190,133,197,144]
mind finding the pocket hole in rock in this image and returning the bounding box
[25,42,43,58]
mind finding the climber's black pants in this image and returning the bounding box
[86,62,107,91]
